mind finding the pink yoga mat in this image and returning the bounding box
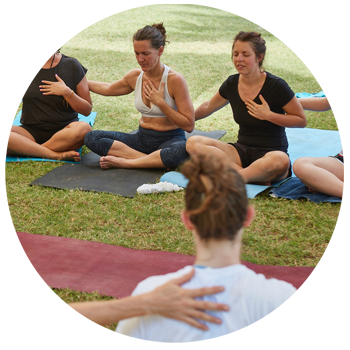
[17,232,314,298]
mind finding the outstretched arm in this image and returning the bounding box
[69,268,228,330]
[195,92,229,121]
[298,97,331,111]
[88,70,136,97]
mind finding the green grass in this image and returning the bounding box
[6,5,340,307]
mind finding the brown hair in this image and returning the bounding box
[232,31,266,69]
[133,23,169,49]
[182,154,248,241]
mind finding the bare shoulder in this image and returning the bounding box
[123,68,142,89]
[167,69,189,98]
[168,69,187,85]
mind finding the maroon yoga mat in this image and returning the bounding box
[17,232,314,298]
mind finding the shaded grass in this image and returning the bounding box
[6,5,340,303]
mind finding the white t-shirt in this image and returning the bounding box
[116,264,296,342]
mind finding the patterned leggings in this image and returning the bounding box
[84,126,189,168]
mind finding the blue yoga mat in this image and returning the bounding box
[160,127,342,199]
[6,110,97,163]
[295,91,325,98]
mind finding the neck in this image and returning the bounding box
[193,230,242,268]
[144,61,164,79]
[43,52,61,69]
[240,67,264,86]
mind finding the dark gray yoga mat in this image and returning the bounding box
[30,129,226,197]
[30,152,165,198]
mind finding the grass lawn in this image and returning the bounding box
[6,4,340,328]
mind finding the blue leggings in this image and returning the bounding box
[84,126,189,168]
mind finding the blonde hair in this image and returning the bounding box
[30,12,56,33]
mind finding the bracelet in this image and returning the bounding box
[63,90,74,108]
[67,90,75,100]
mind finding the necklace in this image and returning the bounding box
[36,51,56,69]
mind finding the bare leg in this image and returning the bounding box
[8,126,81,161]
[106,140,147,160]
[239,151,291,185]
[186,136,243,171]
[100,150,164,169]
[293,157,344,198]
[42,121,92,151]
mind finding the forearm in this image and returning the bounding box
[63,90,92,116]
[267,111,307,128]
[69,294,149,326]
[88,80,113,96]
[299,97,331,111]
[195,101,213,121]
[158,100,194,132]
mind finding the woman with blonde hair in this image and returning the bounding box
[5,13,92,161]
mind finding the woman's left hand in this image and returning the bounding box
[40,74,72,98]
[143,79,165,106]
[245,94,271,121]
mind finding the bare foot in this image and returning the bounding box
[100,156,129,169]
[58,151,81,162]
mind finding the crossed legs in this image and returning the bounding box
[293,157,344,198]
[186,136,290,185]
[7,121,92,162]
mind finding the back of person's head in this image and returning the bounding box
[182,154,248,241]
[232,31,266,68]
[30,12,56,32]
[133,23,169,49]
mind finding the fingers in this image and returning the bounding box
[189,299,229,312]
[186,285,225,298]
[175,315,209,331]
[171,268,195,286]
[55,74,63,82]
[185,309,223,325]
[259,94,267,104]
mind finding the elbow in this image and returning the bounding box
[81,104,93,117]
[183,122,194,133]
[185,116,195,133]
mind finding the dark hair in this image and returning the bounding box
[133,22,169,49]
[182,154,248,241]
[232,31,266,69]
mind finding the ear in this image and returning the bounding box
[257,53,264,63]
[180,210,194,231]
[158,46,164,56]
[243,205,255,228]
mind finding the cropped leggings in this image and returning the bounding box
[84,126,189,168]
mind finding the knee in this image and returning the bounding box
[84,130,96,147]
[265,152,290,174]
[78,122,92,137]
[186,136,204,155]
[160,142,189,169]
[293,157,308,178]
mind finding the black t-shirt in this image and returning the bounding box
[21,54,87,130]
[219,72,295,150]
